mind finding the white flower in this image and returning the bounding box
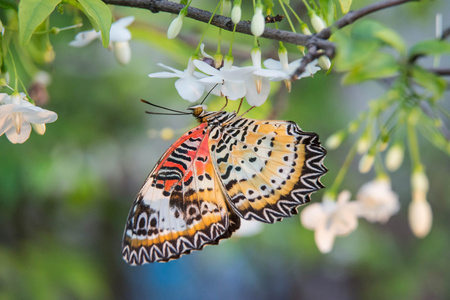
[149,58,208,102]
[69,29,100,47]
[194,57,255,100]
[254,50,320,91]
[0,93,57,144]
[109,16,134,42]
[301,191,359,253]
[251,5,265,37]
[355,179,400,223]
[69,16,134,64]
[245,48,270,107]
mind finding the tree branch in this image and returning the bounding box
[103,0,420,81]
[316,0,420,40]
[292,0,419,79]
[103,0,312,46]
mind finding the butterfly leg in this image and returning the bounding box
[236,98,244,114]
[240,106,255,117]
[219,97,229,112]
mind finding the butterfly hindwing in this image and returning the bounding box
[210,118,327,223]
[122,123,240,264]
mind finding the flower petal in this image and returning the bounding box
[112,16,135,28]
[148,71,181,79]
[21,108,57,124]
[69,30,100,47]
[193,60,221,76]
[110,27,131,42]
[244,76,270,107]
[263,58,282,70]
[175,77,205,102]
[0,114,13,135]
[300,203,326,230]
[5,120,31,144]
[221,80,246,100]
[314,225,336,253]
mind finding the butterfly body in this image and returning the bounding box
[122,105,327,265]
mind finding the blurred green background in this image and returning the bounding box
[1,1,449,299]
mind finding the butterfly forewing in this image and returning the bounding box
[122,123,239,264]
[209,118,327,223]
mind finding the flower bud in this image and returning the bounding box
[251,5,265,37]
[167,10,187,39]
[310,13,327,32]
[357,135,371,154]
[300,24,312,35]
[318,55,331,70]
[325,131,345,150]
[408,196,432,238]
[385,143,404,171]
[231,4,242,24]
[113,41,131,65]
[412,170,429,194]
[223,0,232,16]
[359,153,375,174]
[32,123,46,135]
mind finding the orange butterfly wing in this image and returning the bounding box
[209,118,327,223]
[122,123,240,264]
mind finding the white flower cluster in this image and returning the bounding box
[301,178,400,253]
[69,16,135,65]
[0,93,57,144]
[148,45,320,106]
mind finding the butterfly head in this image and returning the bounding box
[188,105,208,118]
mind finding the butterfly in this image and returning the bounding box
[122,104,327,265]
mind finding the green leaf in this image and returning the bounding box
[342,52,399,84]
[0,0,18,10]
[333,31,381,71]
[18,0,61,46]
[339,0,352,14]
[411,66,446,100]
[352,20,406,54]
[409,40,450,58]
[77,0,112,48]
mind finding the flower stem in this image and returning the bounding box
[327,142,358,199]
[194,0,223,56]
[407,109,422,172]
[278,0,296,33]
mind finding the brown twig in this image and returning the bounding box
[291,0,419,79]
[103,0,311,46]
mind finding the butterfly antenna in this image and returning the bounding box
[145,112,190,115]
[141,99,190,115]
[200,83,220,105]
